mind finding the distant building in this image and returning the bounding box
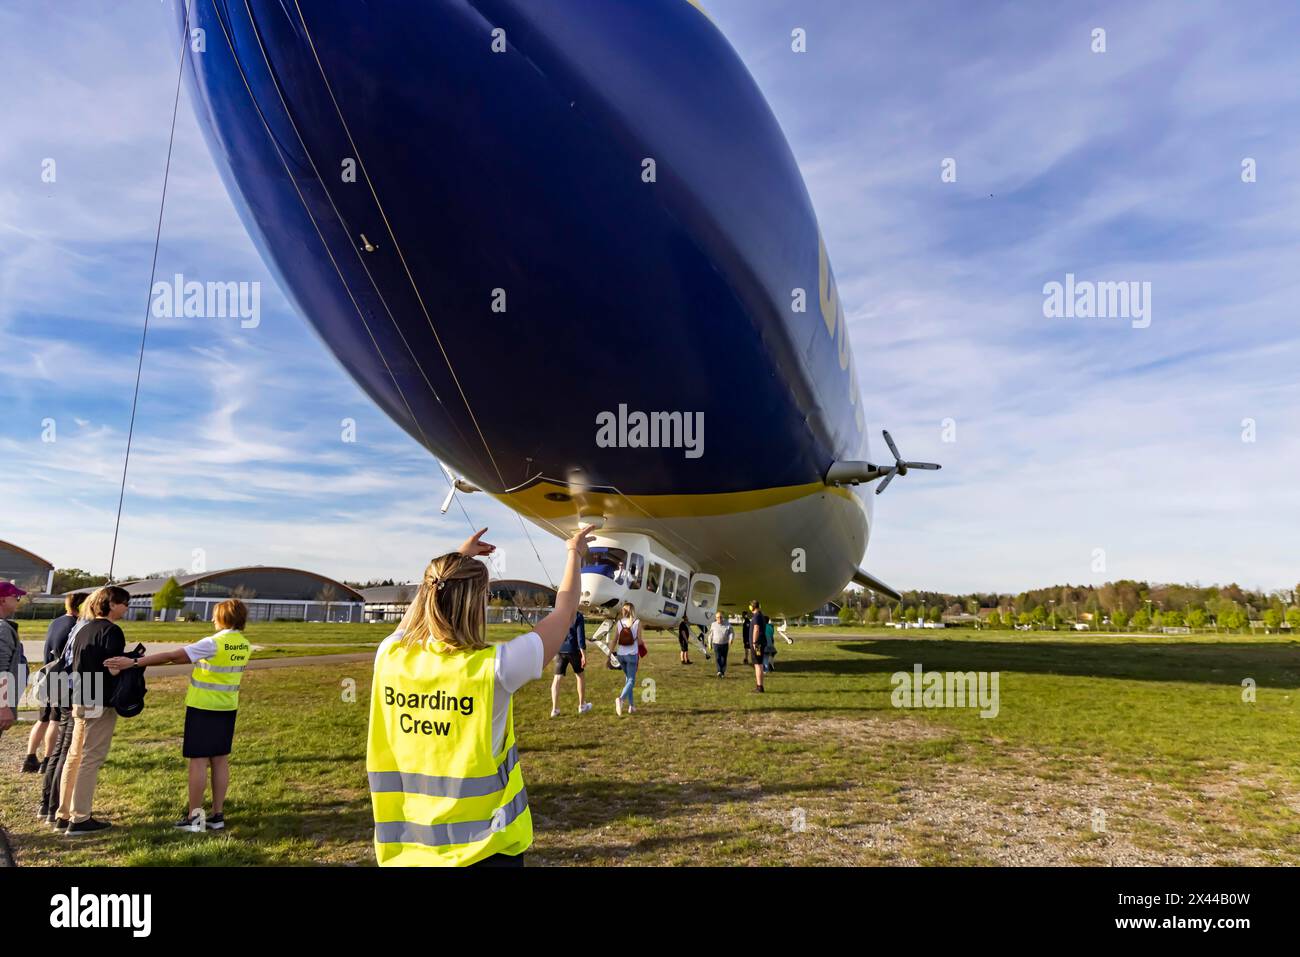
[806,600,841,625]
[360,579,558,625]
[360,585,418,623]
[72,567,364,623]
[489,580,557,607]
[0,540,55,593]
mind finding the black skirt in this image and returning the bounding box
[182,706,238,758]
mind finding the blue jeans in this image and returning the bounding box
[617,653,639,705]
[714,643,729,675]
[762,652,774,672]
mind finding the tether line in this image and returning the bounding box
[108,0,194,583]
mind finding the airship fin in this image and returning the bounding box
[852,568,901,603]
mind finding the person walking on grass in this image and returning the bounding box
[550,610,592,717]
[106,598,251,833]
[57,585,130,836]
[612,601,642,716]
[23,592,85,775]
[677,616,693,665]
[366,524,596,866]
[750,600,768,693]
[709,611,734,677]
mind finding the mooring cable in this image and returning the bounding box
[107,0,194,583]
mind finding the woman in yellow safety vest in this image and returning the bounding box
[107,597,251,832]
[367,524,595,867]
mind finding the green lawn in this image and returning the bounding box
[3,628,1298,866]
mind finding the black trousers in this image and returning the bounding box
[41,708,74,812]
[714,644,730,674]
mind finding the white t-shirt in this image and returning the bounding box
[183,629,235,663]
[614,617,641,652]
[376,629,542,756]
[708,622,733,645]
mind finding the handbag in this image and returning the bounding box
[109,644,148,718]
[637,637,648,658]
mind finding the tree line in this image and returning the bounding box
[836,579,1300,632]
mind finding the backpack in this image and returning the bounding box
[617,621,636,646]
[32,660,59,708]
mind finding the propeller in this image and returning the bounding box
[438,462,480,514]
[874,430,941,496]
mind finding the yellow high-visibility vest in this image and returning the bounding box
[367,638,532,866]
[185,630,250,711]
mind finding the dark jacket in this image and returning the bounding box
[559,613,586,656]
[70,619,126,709]
[44,615,76,665]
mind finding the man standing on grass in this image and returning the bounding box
[741,606,753,666]
[0,582,27,737]
[550,610,591,717]
[750,601,768,693]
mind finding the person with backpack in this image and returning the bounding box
[40,592,97,826]
[0,582,28,739]
[762,618,777,673]
[56,585,130,836]
[106,598,251,832]
[613,601,642,715]
[23,592,85,774]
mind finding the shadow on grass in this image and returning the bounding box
[107,752,366,773]
[808,639,1300,688]
[12,803,375,866]
[530,777,851,832]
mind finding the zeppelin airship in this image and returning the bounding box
[175,0,938,634]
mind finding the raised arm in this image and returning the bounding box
[533,525,596,660]
[104,647,190,673]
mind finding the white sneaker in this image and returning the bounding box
[578,702,592,714]
[549,708,561,718]
[615,697,623,716]
[628,704,637,714]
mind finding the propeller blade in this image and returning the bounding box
[875,468,897,495]
[882,429,902,463]
[439,486,457,515]
[904,461,942,471]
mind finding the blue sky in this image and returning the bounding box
[2,1,1297,594]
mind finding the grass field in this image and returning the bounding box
[2,625,1298,866]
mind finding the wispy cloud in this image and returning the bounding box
[2,1,1296,596]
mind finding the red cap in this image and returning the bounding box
[0,582,28,598]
